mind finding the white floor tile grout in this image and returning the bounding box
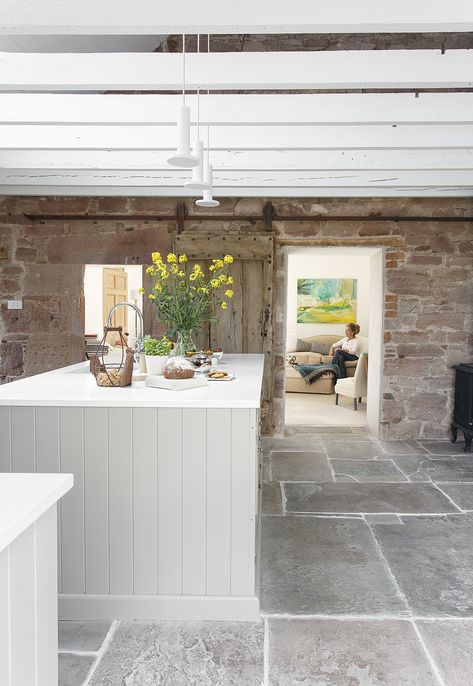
[263,617,269,686]
[432,482,464,513]
[58,650,98,657]
[82,619,120,686]
[410,618,447,686]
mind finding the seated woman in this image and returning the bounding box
[329,323,360,379]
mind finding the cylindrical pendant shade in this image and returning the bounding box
[167,105,199,168]
[184,140,210,190]
[195,164,220,207]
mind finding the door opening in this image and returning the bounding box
[283,247,383,435]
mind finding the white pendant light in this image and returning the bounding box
[167,34,199,168]
[196,159,220,208]
[184,139,210,190]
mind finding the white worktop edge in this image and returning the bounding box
[0,473,73,552]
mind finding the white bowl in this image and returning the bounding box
[145,355,169,375]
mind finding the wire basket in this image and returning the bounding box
[90,326,134,387]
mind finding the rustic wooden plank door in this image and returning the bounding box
[103,267,128,331]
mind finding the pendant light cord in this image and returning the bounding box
[182,33,185,104]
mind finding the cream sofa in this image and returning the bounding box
[286,334,368,395]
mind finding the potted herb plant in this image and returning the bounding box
[143,335,173,375]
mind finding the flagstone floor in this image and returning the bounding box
[59,428,473,685]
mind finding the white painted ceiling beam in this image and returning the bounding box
[0,185,471,198]
[0,124,471,150]
[2,149,472,171]
[1,169,471,188]
[2,93,473,126]
[0,0,472,34]
[1,50,472,91]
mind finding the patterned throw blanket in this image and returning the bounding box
[290,362,339,385]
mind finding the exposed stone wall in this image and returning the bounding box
[1,195,472,440]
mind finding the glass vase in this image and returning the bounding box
[173,330,196,357]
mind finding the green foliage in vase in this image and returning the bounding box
[143,335,173,357]
[140,251,235,334]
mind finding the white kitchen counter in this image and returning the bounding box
[0,473,72,552]
[0,354,264,409]
[0,473,73,686]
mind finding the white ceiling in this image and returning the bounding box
[0,1,472,198]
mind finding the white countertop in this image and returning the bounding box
[0,354,264,409]
[0,473,73,552]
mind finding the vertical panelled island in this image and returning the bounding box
[0,354,264,621]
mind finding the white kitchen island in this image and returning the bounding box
[0,354,264,621]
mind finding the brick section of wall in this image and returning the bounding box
[0,196,472,439]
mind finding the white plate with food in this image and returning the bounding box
[207,370,235,381]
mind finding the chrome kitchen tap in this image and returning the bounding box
[107,301,144,361]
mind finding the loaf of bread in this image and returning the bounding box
[163,356,195,380]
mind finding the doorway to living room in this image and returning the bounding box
[284,247,383,434]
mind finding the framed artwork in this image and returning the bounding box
[297,278,357,323]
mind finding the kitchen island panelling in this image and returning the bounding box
[0,354,264,620]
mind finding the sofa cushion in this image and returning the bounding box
[296,338,312,352]
[287,352,323,365]
[311,341,332,355]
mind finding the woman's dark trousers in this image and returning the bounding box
[332,350,359,378]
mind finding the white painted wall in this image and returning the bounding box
[286,247,374,344]
[84,265,143,339]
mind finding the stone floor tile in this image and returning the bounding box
[268,618,438,686]
[285,425,353,435]
[283,482,456,514]
[435,483,473,510]
[58,620,112,652]
[391,455,432,482]
[59,653,95,686]
[262,481,284,515]
[372,514,473,616]
[331,458,407,482]
[264,435,324,452]
[271,451,332,482]
[418,440,468,455]
[382,439,430,454]
[394,455,473,483]
[416,619,473,686]
[323,440,385,460]
[89,621,263,686]
[261,516,407,615]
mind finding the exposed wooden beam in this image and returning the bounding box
[1,185,471,198]
[1,50,472,91]
[0,124,471,150]
[0,0,472,34]
[1,169,472,187]
[1,93,473,125]
[2,149,471,171]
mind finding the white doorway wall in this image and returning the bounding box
[285,246,383,435]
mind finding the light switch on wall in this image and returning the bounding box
[7,300,23,310]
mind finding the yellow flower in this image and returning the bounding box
[224,255,233,264]
[151,251,162,263]
[210,278,220,288]
[213,259,224,269]
[219,274,226,283]
[178,270,185,278]
[178,254,187,263]
[146,266,155,275]
[190,273,198,281]
[226,276,233,285]
[167,253,177,263]
[149,294,156,300]
[225,289,234,298]
[209,264,216,271]
[170,264,179,275]
[138,287,145,294]
[221,301,228,310]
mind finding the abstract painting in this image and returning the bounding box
[297,278,357,323]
